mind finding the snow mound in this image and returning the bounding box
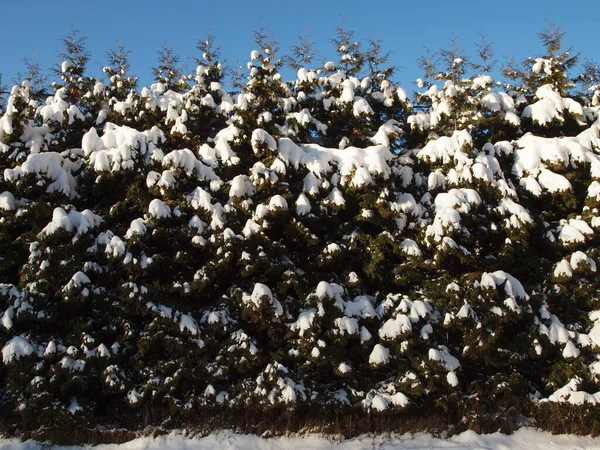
[278,138,393,187]
[39,207,102,240]
[2,336,34,364]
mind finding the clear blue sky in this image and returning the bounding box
[1,0,599,92]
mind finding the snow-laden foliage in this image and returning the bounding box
[1,24,600,436]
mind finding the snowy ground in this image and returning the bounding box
[1,428,600,450]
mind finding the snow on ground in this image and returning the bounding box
[1,428,600,450]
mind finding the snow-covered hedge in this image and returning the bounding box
[1,24,600,436]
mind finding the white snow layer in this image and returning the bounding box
[82,124,166,173]
[2,335,34,363]
[277,138,392,187]
[559,219,594,245]
[480,270,529,300]
[3,428,600,450]
[4,152,78,198]
[40,207,102,240]
[546,378,600,405]
[522,85,585,126]
[242,283,283,316]
[512,131,600,196]
[0,191,17,210]
[369,344,390,365]
[148,199,172,219]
